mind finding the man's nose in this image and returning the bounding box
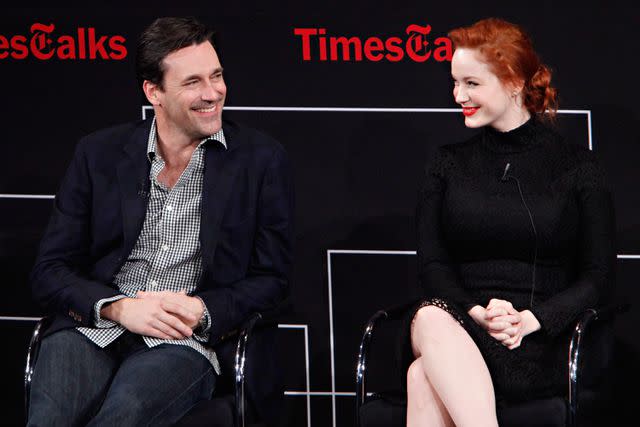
[201,80,224,100]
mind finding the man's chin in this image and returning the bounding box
[197,118,223,136]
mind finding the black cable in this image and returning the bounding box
[504,173,538,309]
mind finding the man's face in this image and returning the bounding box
[149,41,226,143]
[451,48,520,132]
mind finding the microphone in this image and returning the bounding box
[138,178,150,199]
[500,163,511,182]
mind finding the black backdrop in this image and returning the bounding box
[2,3,639,426]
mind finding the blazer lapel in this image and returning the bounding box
[200,123,241,269]
[117,121,152,258]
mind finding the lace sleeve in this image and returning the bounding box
[416,146,477,309]
[531,149,616,336]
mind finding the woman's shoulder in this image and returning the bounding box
[432,133,484,166]
[544,132,609,191]
[423,134,483,178]
[562,141,598,164]
[543,128,600,171]
[440,132,484,153]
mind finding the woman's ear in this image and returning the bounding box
[508,79,526,98]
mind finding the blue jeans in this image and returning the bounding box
[27,328,216,427]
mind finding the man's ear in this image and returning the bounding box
[143,80,161,106]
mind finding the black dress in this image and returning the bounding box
[400,117,615,403]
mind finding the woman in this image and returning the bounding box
[403,18,615,426]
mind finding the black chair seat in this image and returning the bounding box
[359,387,612,427]
[355,305,627,427]
[25,305,289,427]
[498,397,567,427]
[174,395,267,427]
[359,392,406,427]
[360,393,568,427]
[500,389,606,427]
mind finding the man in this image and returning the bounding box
[28,17,293,426]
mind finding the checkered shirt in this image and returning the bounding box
[77,117,226,373]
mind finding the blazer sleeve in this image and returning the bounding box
[417,147,477,309]
[30,138,120,326]
[530,153,616,337]
[196,145,294,345]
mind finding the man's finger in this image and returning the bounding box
[147,326,177,340]
[161,301,198,323]
[158,310,193,336]
[152,316,187,339]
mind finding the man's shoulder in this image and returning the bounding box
[70,120,150,168]
[78,119,149,152]
[223,119,285,156]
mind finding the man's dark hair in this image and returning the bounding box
[136,17,215,89]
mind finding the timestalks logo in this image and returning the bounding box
[294,24,452,63]
[0,23,127,60]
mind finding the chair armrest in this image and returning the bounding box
[567,304,628,426]
[591,303,630,322]
[234,312,261,427]
[233,300,290,427]
[24,316,52,417]
[356,312,387,402]
[355,301,416,426]
[355,302,417,403]
[233,298,292,382]
[380,300,421,321]
[355,310,387,426]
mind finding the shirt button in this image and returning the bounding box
[161,244,169,251]
[166,205,173,211]
[149,280,158,289]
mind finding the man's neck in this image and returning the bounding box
[155,120,200,169]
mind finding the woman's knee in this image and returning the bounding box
[412,305,458,338]
[416,305,457,324]
[411,305,463,356]
[406,358,438,408]
[406,358,426,388]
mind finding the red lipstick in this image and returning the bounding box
[462,107,479,117]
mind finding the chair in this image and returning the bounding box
[25,308,286,427]
[355,303,626,427]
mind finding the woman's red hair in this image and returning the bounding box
[449,18,558,119]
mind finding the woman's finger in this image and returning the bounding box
[488,320,511,331]
[485,307,508,319]
[489,332,510,341]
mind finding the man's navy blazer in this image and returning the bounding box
[30,118,294,421]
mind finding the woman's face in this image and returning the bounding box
[451,47,529,132]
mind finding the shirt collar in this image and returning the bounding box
[146,116,227,161]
